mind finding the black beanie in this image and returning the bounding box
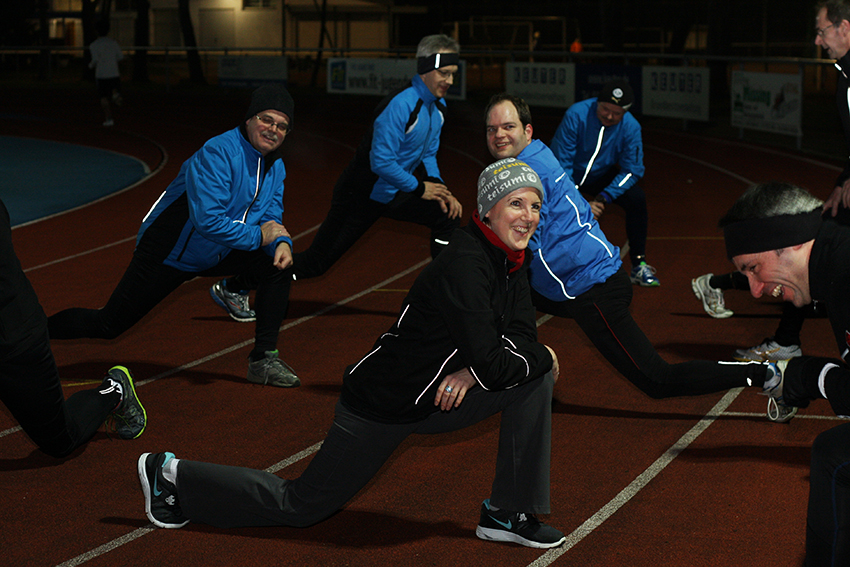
[244,84,295,125]
[598,79,634,110]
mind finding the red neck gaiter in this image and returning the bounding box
[472,211,525,273]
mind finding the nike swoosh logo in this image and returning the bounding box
[153,474,162,496]
[489,516,512,530]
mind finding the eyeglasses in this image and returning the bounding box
[256,114,290,132]
[816,23,835,37]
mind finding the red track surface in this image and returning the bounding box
[0,86,843,566]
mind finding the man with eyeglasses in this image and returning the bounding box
[289,33,463,280]
[816,1,850,218]
[688,2,850,367]
[48,85,301,388]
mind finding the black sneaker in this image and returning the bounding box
[105,366,146,439]
[137,452,189,529]
[475,499,565,549]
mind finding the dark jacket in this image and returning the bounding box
[340,221,553,424]
[809,220,850,362]
[834,52,850,189]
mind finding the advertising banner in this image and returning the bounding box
[327,58,466,100]
[730,70,802,136]
[505,62,575,108]
[642,66,710,121]
[218,56,288,88]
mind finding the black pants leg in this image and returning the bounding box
[200,249,292,355]
[532,270,766,398]
[47,253,188,340]
[381,191,460,258]
[292,175,384,280]
[806,422,850,566]
[177,375,554,528]
[611,185,649,266]
[0,328,119,457]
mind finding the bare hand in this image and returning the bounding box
[261,220,290,247]
[273,241,293,270]
[545,345,559,383]
[422,181,461,218]
[823,181,850,217]
[589,200,605,220]
[434,368,476,411]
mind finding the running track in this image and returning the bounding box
[0,86,845,567]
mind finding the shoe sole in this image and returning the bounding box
[110,366,146,439]
[246,373,301,388]
[475,525,566,549]
[137,453,189,529]
[209,287,255,323]
[630,277,660,287]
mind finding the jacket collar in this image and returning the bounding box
[412,74,441,105]
[836,52,850,78]
[238,123,284,169]
[467,218,532,275]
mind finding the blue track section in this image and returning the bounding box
[0,136,150,226]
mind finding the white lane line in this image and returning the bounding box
[54,444,326,567]
[55,527,157,567]
[528,387,744,566]
[133,257,430,388]
[12,130,170,230]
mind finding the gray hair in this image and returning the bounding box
[416,34,460,58]
[719,181,823,228]
[818,1,850,25]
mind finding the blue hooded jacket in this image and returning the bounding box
[549,97,644,203]
[519,139,621,300]
[137,126,292,271]
[368,74,445,203]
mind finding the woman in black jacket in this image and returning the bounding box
[137,158,565,549]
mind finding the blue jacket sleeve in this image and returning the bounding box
[184,144,263,252]
[600,119,645,202]
[260,170,292,256]
[420,112,443,181]
[549,110,579,187]
[370,101,422,193]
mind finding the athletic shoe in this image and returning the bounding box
[762,360,797,423]
[210,279,255,322]
[138,452,189,529]
[247,350,300,387]
[691,273,733,319]
[734,338,802,362]
[475,499,565,549]
[630,262,660,287]
[105,366,146,440]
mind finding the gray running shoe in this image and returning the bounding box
[210,280,255,322]
[734,338,802,362]
[630,262,660,286]
[247,350,300,387]
[691,273,733,319]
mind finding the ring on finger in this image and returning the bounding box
[445,385,453,393]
